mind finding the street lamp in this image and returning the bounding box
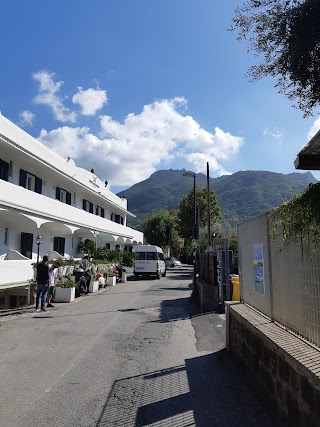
[183,171,198,297]
[36,234,43,264]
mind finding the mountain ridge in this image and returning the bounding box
[118,169,317,230]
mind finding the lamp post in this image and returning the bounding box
[93,230,97,256]
[183,171,197,296]
[36,234,43,264]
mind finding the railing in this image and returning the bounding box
[0,180,143,242]
[238,213,320,348]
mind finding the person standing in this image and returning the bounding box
[81,254,91,294]
[36,255,50,312]
[47,260,61,308]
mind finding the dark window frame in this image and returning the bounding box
[96,205,105,218]
[56,187,72,205]
[19,169,42,194]
[21,232,33,259]
[83,199,94,214]
[54,237,65,256]
[0,159,9,181]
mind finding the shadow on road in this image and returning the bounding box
[165,272,193,281]
[149,296,201,323]
[96,350,276,427]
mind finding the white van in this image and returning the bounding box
[133,245,166,279]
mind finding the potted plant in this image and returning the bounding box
[55,277,75,303]
[107,271,116,286]
[89,275,100,293]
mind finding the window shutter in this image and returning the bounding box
[66,192,71,205]
[89,202,93,214]
[56,187,61,200]
[35,177,42,194]
[0,160,9,181]
[54,237,65,256]
[21,232,33,259]
[19,169,27,187]
[54,237,59,252]
[101,208,105,218]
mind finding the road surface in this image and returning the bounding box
[0,266,275,427]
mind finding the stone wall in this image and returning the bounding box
[226,302,320,426]
[197,280,218,312]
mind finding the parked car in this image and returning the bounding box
[165,257,182,268]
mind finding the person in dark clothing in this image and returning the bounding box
[80,254,91,294]
[36,255,50,312]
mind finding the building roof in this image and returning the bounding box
[295,129,320,170]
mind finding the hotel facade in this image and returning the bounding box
[0,113,143,308]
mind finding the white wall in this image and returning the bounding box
[0,260,33,286]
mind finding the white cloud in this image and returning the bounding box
[185,152,232,176]
[38,97,244,188]
[263,129,284,143]
[308,117,320,140]
[33,71,77,123]
[19,110,35,127]
[72,87,108,115]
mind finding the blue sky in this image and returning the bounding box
[1,0,320,193]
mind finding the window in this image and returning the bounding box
[146,252,157,261]
[96,206,105,218]
[111,213,124,224]
[54,237,65,256]
[135,251,146,260]
[26,173,35,190]
[159,253,164,261]
[0,159,9,181]
[19,169,42,194]
[56,187,71,205]
[82,199,93,213]
[21,233,33,259]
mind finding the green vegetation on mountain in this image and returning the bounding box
[118,169,316,231]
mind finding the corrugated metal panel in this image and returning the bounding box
[238,213,272,318]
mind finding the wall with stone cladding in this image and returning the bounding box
[226,303,320,426]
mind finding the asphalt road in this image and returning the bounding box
[0,267,275,427]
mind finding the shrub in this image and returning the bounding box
[56,277,75,288]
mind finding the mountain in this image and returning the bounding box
[118,169,317,230]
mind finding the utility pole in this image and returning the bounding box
[207,162,211,247]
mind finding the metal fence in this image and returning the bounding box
[238,213,320,348]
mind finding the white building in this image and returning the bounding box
[0,113,143,308]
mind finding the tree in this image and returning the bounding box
[177,187,222,242]
[231,0,320,116]
[143,210,177,248]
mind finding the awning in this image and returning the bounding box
[295,129,320,170]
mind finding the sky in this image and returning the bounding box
[1,0,320,193]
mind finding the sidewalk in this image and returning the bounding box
[0,286,110,318]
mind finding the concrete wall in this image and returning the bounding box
[226,302,320,426]
[0,260,33,287]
